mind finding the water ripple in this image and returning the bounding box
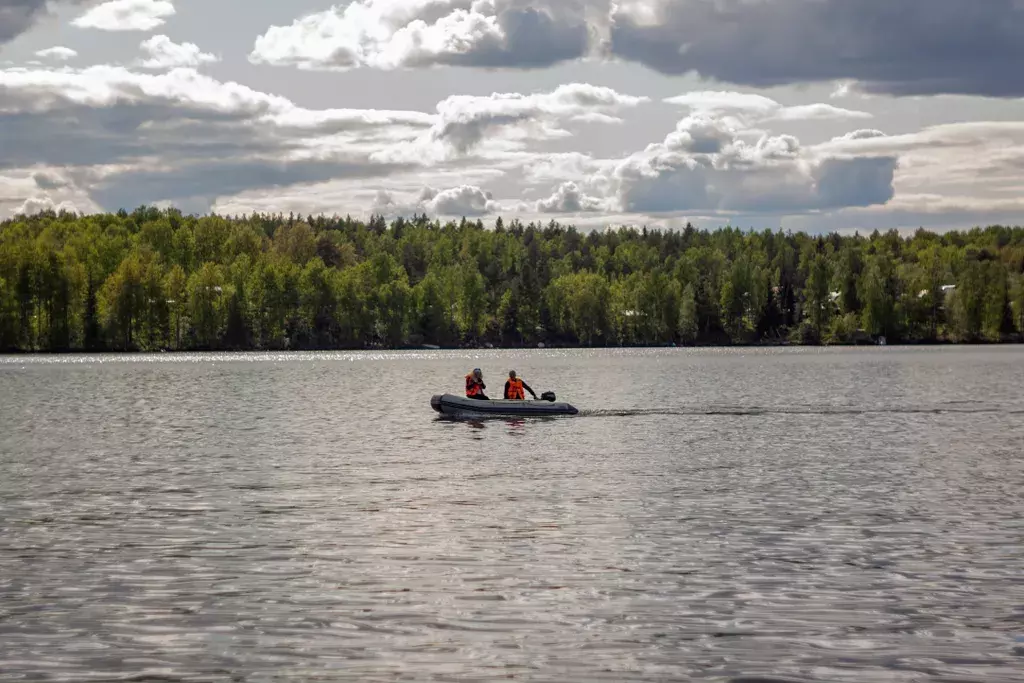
[1,347,1023,681]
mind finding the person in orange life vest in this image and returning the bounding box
[504,370,537,400]
[465,368,489,400]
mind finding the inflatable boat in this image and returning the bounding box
[430,393,579,417]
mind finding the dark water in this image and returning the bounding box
[1,347,1023,682]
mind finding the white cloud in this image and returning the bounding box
[519,152,610,185]
[815,122,1024,215]
[0,170,99,218]
[250,0,600,71]
[138,35,218,69]
[0,64,283,115]
[664,91,871,123]
[425,184,499,215]
[535,181,606,213]
[831,81,855,99]
[3,42,1023,233]
[430,82,647,153]
[210,165,507,217]
[0,63,437,215]
[32,169,72,190]
[598,112,898,215]
[35,46,78,61]
[248,1,1024,101]
[72,0,176,32]
[0,173,39,202]
[374,183,501,217]
[819,121,1024,157]
[16,195,80,215]
[0,64,435,134]
[360,82,646,168]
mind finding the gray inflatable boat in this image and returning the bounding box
[430,393,578,417]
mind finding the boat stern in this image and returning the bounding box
[430,394,444,413]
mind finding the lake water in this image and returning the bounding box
[1,347,1023,682]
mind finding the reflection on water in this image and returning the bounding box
[1,347,1023,682]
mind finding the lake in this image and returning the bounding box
[1,347,1022,682]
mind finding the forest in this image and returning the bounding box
[1,207,1023,352]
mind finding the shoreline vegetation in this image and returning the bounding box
[1,207,1023,354]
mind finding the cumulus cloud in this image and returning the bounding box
[32,169,72,190]
[535,181,605,213]
[816,122,1024,205]
[2,1,91,44]
[519,152,609,185]
[0,169,99,217]
[430,82,646,153]
[819,122,1024,157]
[249,0,1024,97]
[0,63,433,214]
[0,64,432,159]
[16,195,80,215]
[138,35,218,69]
[88,159,410,215]
[72,0,175,32]
[374,183,500,217]
[211,113,1024,227]
[35,46,79,61]
[601,112,898,215]
[423,184,499,215]
[250,0,602,71]
[609,0,1024,98]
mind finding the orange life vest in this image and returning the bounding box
[466,373,483,397]
[506,377,525,400]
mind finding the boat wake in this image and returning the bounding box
[577,405,1024,418]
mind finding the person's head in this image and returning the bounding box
[473,368,482,379]
[508,370,517,379]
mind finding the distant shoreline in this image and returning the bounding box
[3,211,1022,353]
[3,339,1021,356]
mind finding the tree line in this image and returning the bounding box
[1,207,1023,352]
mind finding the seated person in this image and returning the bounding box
[504,370,537,400]
[465,368,488,399]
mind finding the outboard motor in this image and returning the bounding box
[540,391,556,402]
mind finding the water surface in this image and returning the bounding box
[2,347,1023,682]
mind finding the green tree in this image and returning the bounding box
[2,208,1023,351]
[187,262,229,348]
[99,250,147,349]
[802,253,832,343]
[164,264,187,350]
[678,283,698,343]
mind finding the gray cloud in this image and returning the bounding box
[433,3,591,69]
[0,103,281,170]
[609,0,1024,97]
[90,159,413,213]
[251,0,601,71]
[813,157,897,210]
[32,170,72,190]
[0,64,432,213]
[605,112,899,215]
[0,0,90,44]
[253,0,1024,97]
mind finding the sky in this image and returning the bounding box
[2,0,1024,234]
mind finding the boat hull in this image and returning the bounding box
[430,393,578,417]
